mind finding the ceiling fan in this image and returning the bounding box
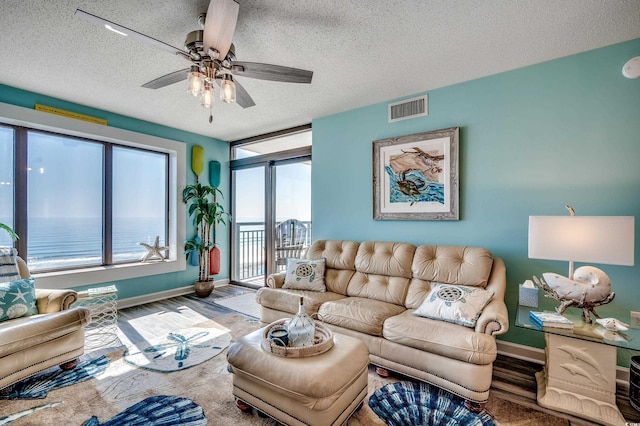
[74,0,313,123]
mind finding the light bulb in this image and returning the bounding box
[200,83,213,108]
[221,75,236,104]
[187,66,204,97]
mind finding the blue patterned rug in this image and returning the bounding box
[0,355,109,400]
[369,381,495,426]
[82,395,206,426]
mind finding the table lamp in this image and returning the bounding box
[528,206,634,322]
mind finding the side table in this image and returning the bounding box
[74,285,119,350]
[516,305,640,426]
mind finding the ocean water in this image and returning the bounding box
[385,166,445,204]
[25,217,166,271]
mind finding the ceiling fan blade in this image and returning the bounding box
[234,80,256,108]
[203,0,239,60]
[74,9,188,58]
[142,68,190,89]
[230,62,313,84]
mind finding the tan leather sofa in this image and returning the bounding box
[0,257,91,390]
[256,240,509,405]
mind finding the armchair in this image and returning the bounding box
[0,257,91,390]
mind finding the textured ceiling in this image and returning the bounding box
[1,0,639,141]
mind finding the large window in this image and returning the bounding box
[4,126,169,273]
[0,127,14,247]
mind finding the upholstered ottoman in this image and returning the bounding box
[226,327,369,426]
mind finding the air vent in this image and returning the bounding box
[388,95,428,122]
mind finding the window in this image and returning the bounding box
[112,146,168,263]
[0,127,14,247]
[4,129,169,273]
[27,132,104,270]
[0,102,184,288]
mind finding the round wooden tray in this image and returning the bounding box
[261,319,334,358]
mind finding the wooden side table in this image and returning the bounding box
[74,285,119,349]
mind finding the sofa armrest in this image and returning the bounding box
[475,257,509,336]
[35,289,79,314]
[266,273,286,289]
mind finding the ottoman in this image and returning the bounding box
[226,327,369,426]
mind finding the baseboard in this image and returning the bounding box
[497,339,630,386]
[117,278,230,309]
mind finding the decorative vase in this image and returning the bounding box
[194,280,214,298]
[287,297,315,347]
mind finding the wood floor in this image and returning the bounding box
[116,284,640,425]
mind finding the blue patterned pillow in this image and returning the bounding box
[0,278,38,322]
[0,247,21,281]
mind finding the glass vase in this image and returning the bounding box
[287,296,315,347]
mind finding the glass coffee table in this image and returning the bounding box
[516,304,640,426]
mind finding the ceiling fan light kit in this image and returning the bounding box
[74,0,313,124]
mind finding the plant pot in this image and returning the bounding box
[194,280,214,298]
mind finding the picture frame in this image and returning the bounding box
[373,127,459,220]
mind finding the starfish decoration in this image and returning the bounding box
[139,236,169,262]
[11,288,29,303]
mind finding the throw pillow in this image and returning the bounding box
[413,283,494,328]
[0,247,21,281]
[0,278,38,322]
[283,258,326,292]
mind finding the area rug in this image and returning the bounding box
[369,381,495,426]
[0,311,569,425]
[123,326,231,372]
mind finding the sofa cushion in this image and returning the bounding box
[0,278,38,323]
[256,287,345,315]
[412,245,493,287]
[383,310,497,365]
[318,297,406,336]
[283,258,326,292]
[413,283,494,328]
[306,240,359,294]
[0,247,21,281]
[354,241,416,279]
[404,278,433,309]
[347,272,410,305]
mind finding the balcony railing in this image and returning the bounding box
[235,221,312,282]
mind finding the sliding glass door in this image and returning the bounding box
[232,166,266,286]
[274,161,311,273]
[230,126,311,287]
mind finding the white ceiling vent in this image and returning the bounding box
[388,95,428,122]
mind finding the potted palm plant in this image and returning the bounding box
[183,183,230,297]
[0,223,18,241]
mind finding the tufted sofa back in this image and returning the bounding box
[405,245,494,309]
[348,241,416,305]
[306,240,360,294]
[306,240,494,308]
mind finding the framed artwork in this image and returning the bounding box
[373,127,459,220]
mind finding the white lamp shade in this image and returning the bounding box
[528,216,634,266]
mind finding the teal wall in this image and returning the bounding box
[0,84,231,300]
[312,39,640,364]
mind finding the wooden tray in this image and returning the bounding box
[261,319,334,358]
